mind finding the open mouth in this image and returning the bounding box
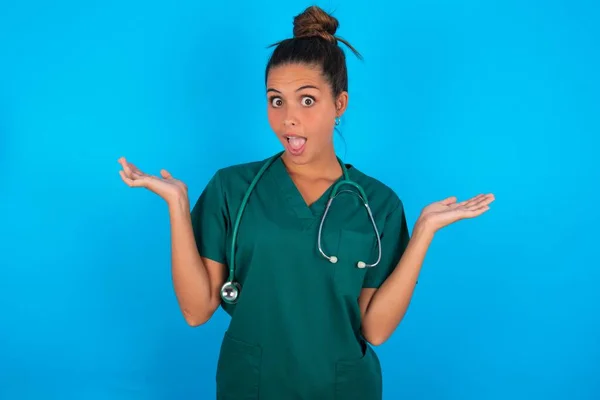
[284,135,307,155]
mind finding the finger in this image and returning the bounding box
[160,169,172,179]
[456,194,481,206]
[131,170,146,179]
[453,197,478,208]
[118,157,130,170]
[462,204,491,218]
[469,194,495,208]
[118,157,136,179]
[461,194,487,207]
[123,160,146,177]
[118,157,148,178]
[464,195,486,208]
[119,170,145,187]
[128,162,147,176]
[484,193,495,204]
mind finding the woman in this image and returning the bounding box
[118,5,494,399]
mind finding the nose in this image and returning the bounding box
[283,110,299,127]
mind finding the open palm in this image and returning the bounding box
[419,193,495,233]
[118,157,187,204]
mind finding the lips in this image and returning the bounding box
[284,134,307,156]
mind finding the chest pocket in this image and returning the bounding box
[333,229,377,297]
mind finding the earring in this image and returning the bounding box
[335,117,340,126]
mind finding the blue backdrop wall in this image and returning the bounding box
[1,0,598,399]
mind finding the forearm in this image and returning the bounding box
[362,220,434,345]
[168,195,214,325]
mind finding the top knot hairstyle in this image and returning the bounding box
[265,6,362,99]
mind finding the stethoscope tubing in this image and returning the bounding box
[220,151,381,304]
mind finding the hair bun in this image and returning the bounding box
[293,6,339,44]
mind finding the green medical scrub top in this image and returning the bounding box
[191,153,410,400]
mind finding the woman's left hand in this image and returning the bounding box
[417,193,495,234]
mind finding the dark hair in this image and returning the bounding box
[265,6,362,99]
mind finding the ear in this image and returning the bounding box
[335,91,349,117]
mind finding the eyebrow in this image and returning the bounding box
[266,85,320,94]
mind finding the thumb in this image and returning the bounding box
[160,169,172,179]
[439,196,457,205]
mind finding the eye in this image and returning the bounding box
[301,96,315,107]
[270,97,283,108]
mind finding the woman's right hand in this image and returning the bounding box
[118,156,188,205]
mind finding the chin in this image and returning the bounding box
[282,148,314,165]
[283,150,309,163]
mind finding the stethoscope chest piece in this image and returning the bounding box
[220,281,241,304]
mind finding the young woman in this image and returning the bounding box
[118,6,494,399]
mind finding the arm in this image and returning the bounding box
[359,193,494,345]
[117,157,230,327]
[169,195,227,327]
[359,220,433,345]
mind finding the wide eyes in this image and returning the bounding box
[270,96,315,108]
[301,97,314,107]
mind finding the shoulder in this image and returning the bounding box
[204,155,273,198]
[214,158,265,182]
[194,157,270,220]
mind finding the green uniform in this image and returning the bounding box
[191,153,410,400]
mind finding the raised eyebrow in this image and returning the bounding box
[296,85,320,92]
[266,85,320,94]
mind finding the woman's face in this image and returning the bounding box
[266,63,347,165]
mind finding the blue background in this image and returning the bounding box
[1,0,598,399]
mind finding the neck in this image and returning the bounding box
[281,150,343,181]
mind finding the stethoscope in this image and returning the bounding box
[220,152,382,304]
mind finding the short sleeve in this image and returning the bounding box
[363,199,411,288]
[190,170,228,265]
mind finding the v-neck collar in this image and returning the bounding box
[269,155,348,220]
